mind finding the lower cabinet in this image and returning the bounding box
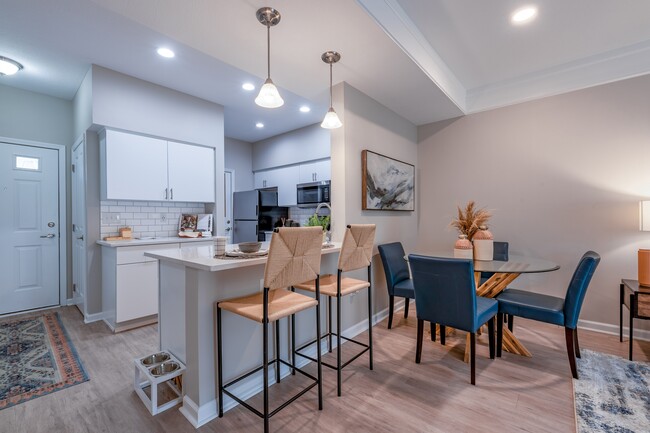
[102,241,212,332]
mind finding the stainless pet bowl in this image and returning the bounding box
[141,352,170,366]
[150,361,180,377]
[238,242,262,253]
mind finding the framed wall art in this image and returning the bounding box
[361,150,415,211]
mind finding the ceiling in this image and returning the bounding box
[1,1,650,142]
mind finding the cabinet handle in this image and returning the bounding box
[170,188,174,200]
[165,188,168,200]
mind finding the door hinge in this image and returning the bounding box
[71,164,76,173]
[73,283,77,292]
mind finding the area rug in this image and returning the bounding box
[574,349,650,432]
[0,312,89,409]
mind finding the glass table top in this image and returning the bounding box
[407,251,560,274]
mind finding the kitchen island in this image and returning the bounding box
[145,242,341,428]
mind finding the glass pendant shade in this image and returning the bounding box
[321,107,342,129]
[255,78,284,108]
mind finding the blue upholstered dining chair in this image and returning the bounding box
[479,242,515,331]
[409,254,498,385]
[496,251,600,379]
[378,242,416,329]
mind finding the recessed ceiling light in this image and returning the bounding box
[256,122,264,128]
[511,6,537,24]
[0,56,23,76]
[299,106,311,113]
[157,47,175,58]
[242,82,255,91]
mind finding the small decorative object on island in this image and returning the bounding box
[473,225,494,261]
[638,249,650,286]
[450,201,492,254]
[454,234,473,259]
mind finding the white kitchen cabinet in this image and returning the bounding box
[254,166,299,206]
[167,141,215,202]
[101,129,215,203]
[299,160,331,183]
[102,130,168,201]
[101,240,213,332]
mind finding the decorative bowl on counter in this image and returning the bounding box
[238,242,262,253]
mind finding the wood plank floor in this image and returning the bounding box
[1,306,648,433]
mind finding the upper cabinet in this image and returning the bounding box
[299,160,331,183]
[254,166,300,206]
[101,129,215,203]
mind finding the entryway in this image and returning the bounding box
[0,140,66,315]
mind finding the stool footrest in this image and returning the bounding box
[295,332,370,371]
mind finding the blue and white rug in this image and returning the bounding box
[574,349,650,433]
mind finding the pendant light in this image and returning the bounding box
[255,7,284,108]
[321,51,342,129]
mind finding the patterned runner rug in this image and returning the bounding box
[0,312,89,409]
[574,349,650,432]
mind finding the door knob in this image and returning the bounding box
[225,227,231,232]
[40,233,56,239]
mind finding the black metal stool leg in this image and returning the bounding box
[337,292,342,397]
[315,277,323,410]
[275,319,281,384]
[263,289,270,433]
[368,265,373,371]
[328,296,333,353]
[217,305,224,417]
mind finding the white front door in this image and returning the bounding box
[72,139,86,315]
[224,170,233,243]
[0,143,60,314]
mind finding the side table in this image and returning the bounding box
[620,279,650,360]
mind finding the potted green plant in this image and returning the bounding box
[306,213,331,242]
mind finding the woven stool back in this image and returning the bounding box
[338,224,376,272]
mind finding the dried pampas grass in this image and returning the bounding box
[450,201,491,241]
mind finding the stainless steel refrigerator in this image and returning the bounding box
[233,189,287,243]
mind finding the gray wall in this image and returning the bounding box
[331,82,419,331]
[225,137,254,192]
[0,84,73,145]
[418,73,650,336]
[252,123,330,171]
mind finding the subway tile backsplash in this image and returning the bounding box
[288,206,330,227]
[100,200,206,239]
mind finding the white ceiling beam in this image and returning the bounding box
[356,0,467,113]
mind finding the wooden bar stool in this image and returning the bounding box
[215,226,324,433]
[294,224,376,396]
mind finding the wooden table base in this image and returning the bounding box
[459,271,531,363]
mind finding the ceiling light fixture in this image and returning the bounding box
[157,47,175,58]
[254,7,284,108]
[511,6,537,24]
[320,51,342,129]
[242,82,255,91]
[0,56,23,76]
[299,106,311,113]
[256,122,264,128]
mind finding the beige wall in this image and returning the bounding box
[332,83,419,330]
[418,74,650,336]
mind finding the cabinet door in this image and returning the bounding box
[275,165,300,207]
[254,169,278,189]
[299,160,331,183]
[116,261,158,322]
[167,141,215,203]
[103,130,168,201]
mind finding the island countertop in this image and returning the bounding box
[97,236,213,248]
[144,242,342,272]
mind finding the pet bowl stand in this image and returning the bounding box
[134,351,186,415]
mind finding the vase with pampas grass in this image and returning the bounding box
[450,201,493,259]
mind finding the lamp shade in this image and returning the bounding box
[255,78,284,108]
[640,201,650,231]
[321,107,342,129]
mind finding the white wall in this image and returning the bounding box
[418,73,650,335]
[225,137,254,191]
[252,123,330,171]
[331,82,419,331]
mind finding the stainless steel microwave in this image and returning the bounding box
[297,181,330,207]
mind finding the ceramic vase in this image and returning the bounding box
[639,249,650,286]
[454,234,473,259]
[473,225,494,261]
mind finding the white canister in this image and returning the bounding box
[214,236,228,257]
[473,226,494,261]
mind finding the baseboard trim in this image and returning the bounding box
[578,318,650,342]
[82,312,105,324]
[179,395,218,428]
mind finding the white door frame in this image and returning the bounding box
[71,135,87,315]
[224,168,235,241]
[0,136,68,308]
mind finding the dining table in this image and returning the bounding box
[407,251,560,362]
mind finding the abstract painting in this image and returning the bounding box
[362,150,415,211]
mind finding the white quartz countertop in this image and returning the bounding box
[97,236,214,247]
[145,242,342,272]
